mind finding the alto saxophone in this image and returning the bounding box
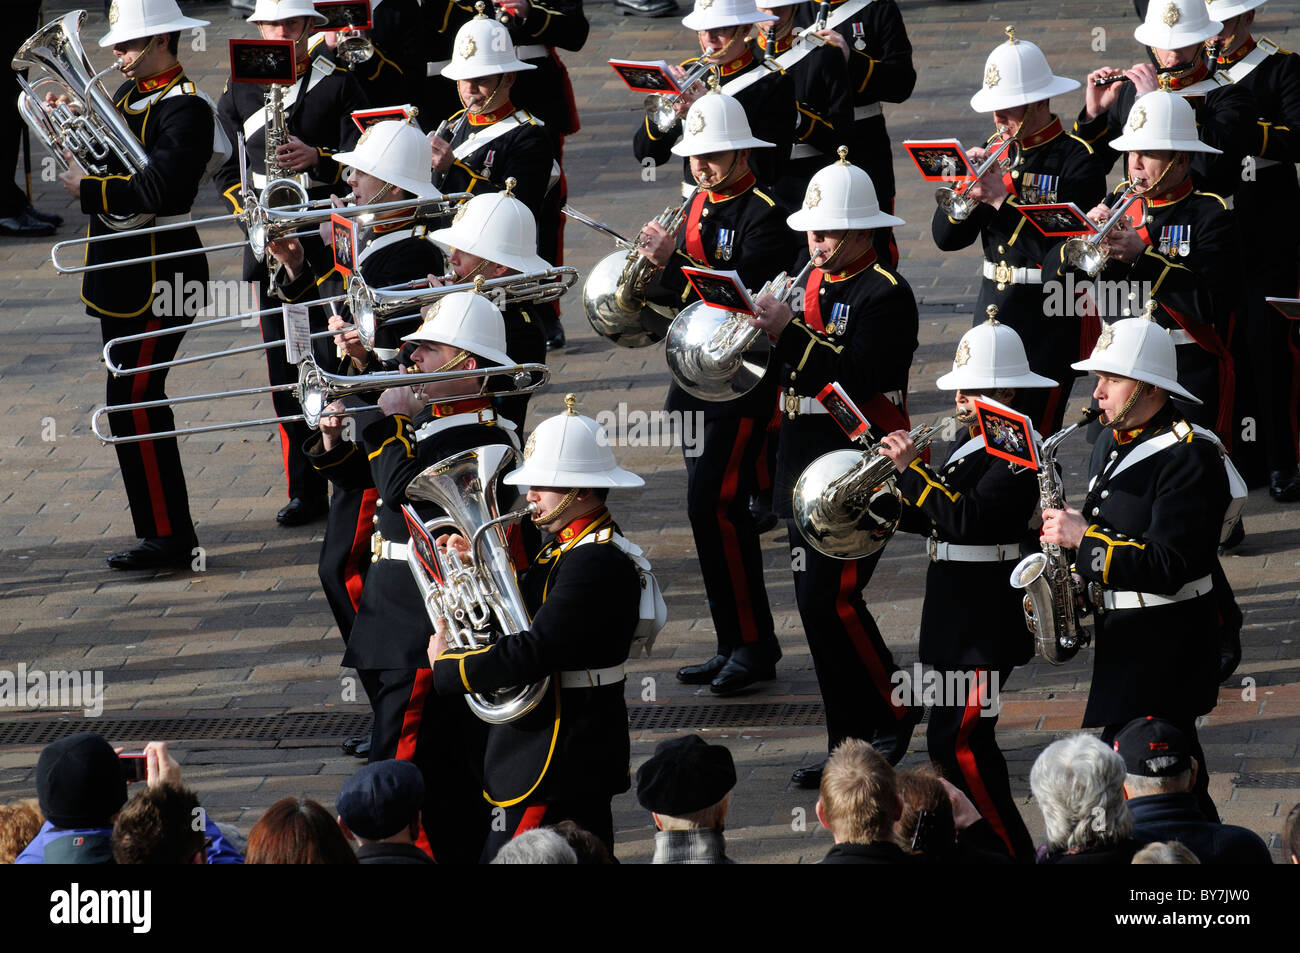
[1009,408,1099,664]
[261,83,308,208]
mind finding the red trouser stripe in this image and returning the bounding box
[276,424,293,498]
[836,560,905,717]
[717,417,760,643]
[954,669,1015,857]
[345,489,378,611]
[395,669,434,762]
[129,320,172,537]
[513,804,549,839]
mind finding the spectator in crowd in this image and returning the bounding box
[490,827,577,865]
[1116,716,1271,864]
[894,764,1011,864]
[635,734,737,865]
[816,738,914,864]
[0,799,43,864]
[550,821,614,865]
[246,797,357,864]
[335,760,434,865]
[1132,841,1201,864]
[1283,803,1300,864]
[112,784,205,864]
[1029,734,1141,864]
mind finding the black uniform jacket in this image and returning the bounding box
[771,249,918,518]
[80,69,213,318]
[1072,76,1257,199]
[895,427,1037,669]
[1074,403,1227,727]
[646,171,794,420]
[433,510,640,806]
[310,409,516,670]
[632,42,795,192]
[931,117,1107,371]
[341,0,424,111]
[438,103,555,219]
[796,0,915,201]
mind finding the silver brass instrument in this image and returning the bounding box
[644,59,713,133]
[13,11,152,231]
[793,417,955,560]
[90,356,549,443]
[665,256,818,401]
[1061,183,1144,278]
[262,82,309,210]
[934,131,1021,222]
[335,30,375,68]
[580,191,695,348]
[403,445,550,724]
[1009,408,1100,665]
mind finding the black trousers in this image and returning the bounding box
[1245,290,1300,474]
[1100,718,1220,823]
[481,797,615,863]
[99,308,197,543]
[925,665,1034,863]
[684,415,778,657]
[786,521,907,751]
[1,1,42,217]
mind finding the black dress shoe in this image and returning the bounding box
[342,735,372,759]
[0,211,55,238]
[868,706,922,766]
[710,656,777,696]
[107,536,197,571]
[1218,519,1245,555]
[23,204,63,227]
[277,496,327,527]
[545,326,566,350]
[678,654,729,684]
[749,495,779,534]
[1270,469,1300,503]
[791,762,824,789]
[614,0,679,16]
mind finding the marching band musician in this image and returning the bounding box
[1207,0,1300,503]
[215,0,368,529]
[748,151,919,789]
[798,0,916,266]
[877,319,1057,863]
[931,27,1107,436]
[632,0,794,197]
[310,292,519,862]
[317,0,423,111]
[1041,317,1237,821]
[61,0,218,571]
[1048,90,1243,452]
[1077,0,1255,199]
[429,397,651,860]
[637,90,791,697]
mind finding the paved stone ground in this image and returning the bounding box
[0,0,1296,864]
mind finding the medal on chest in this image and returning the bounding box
[1018,172,1059,205]
[482,148,496,177]
[829,301,850,335]
[851,22,865,51]
[1158,224,1191,258]
[715,227,735,262]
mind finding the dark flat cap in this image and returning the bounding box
[636,734,736,815]
[337,759,425,841]
[1114,716,1193,777]
[36,732,128,829]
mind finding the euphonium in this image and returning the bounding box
[401,445,550,725]
[793,417,955,559]
[1009,408,1099,665]
[581,189,696,348]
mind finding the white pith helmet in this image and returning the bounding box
[401,291,513,369]
[441,6,537,80]
[1204,0,1266,20]
[1072,317,1201,403]
[430,187,552,274]
[1109,90,1223,153]
[505,395,645,489]
[936,312,1058,391]
[786,147,906,231]
[1134,0,1222,48]
[681,0,774,31]
[247,0,328,24]
[671,90,773,156]
[968,25,1080,112]
[100,0,209,47]
[334,119,438,199]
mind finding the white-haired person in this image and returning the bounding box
[1029,733,1140,864]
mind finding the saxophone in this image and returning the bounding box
[1009,408,1099,665]
[261,83,308,209]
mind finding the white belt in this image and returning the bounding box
[516,45,547,60]
[372,539,409,562]
[1100,574,1213,610]
[559,665,625,688]
[854,103,883,121]
[790,143,822,160]
[927,540,1020,563]
[426,59,450,76]
[155,213,191,226]
[982,261,1043,286]
[1168,329,1195,345]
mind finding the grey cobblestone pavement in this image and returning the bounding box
[0,0,1296,863]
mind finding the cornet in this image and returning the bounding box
[644,59,714,133]
[1060,182,1145,277]
[335,30,375,68]
[934,131,1021,221]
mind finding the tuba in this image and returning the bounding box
[794,417,954,559]
[1009,408,1099,664]
[401,445,549,725]
[13,11,152,230]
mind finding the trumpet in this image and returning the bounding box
[335,29,375,68]
[665,256,819,401]
[577,191,696,348]
[1060,182,1144,277]
[90,355,549,444]
[793,417,955,559]
[644,59,714,133]
[348,267,580,350]
[934,131,1021,221]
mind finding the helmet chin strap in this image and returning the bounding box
[1105,381,1147,429]
[412,348,470,401]
[818,234,852,271]
[532,488,581,526]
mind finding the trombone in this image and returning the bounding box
[934,131,1021,221]
[90,356,550,444]
[51,188,474,275]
